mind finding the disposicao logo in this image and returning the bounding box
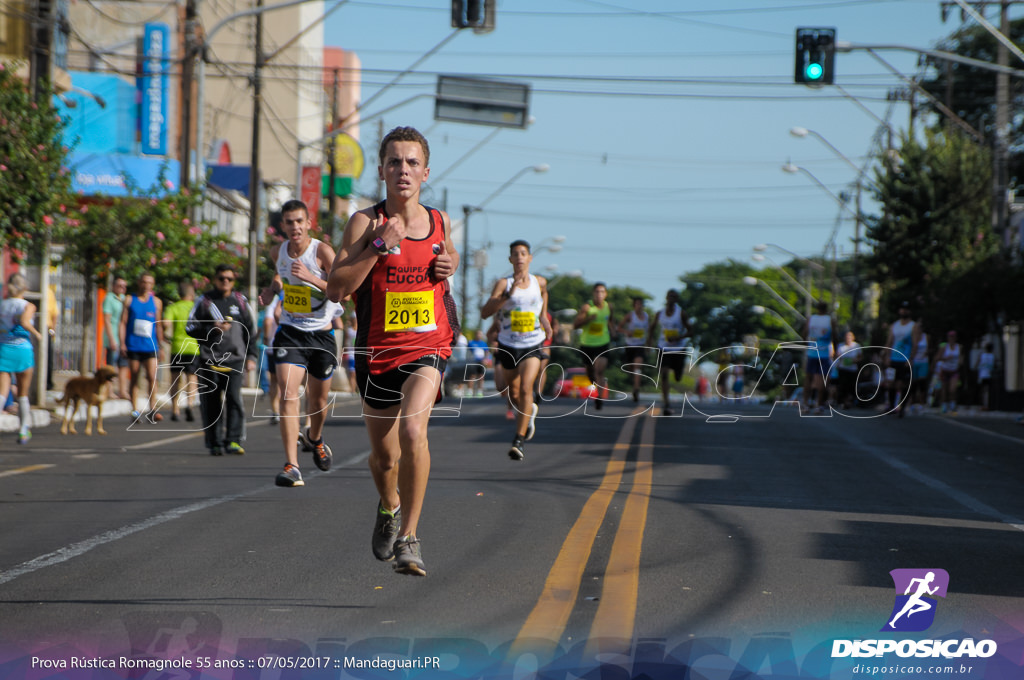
[882,568,949,632]
[831,568,998,660]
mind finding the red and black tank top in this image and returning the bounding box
[354,202,458,375]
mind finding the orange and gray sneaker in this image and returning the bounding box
[299,428,333,471]
[275,463,304,487]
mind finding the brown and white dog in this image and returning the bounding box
[58,365,118,435]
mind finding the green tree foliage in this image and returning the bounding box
[60,179,243,299]
[57,177,245,370]
[864,127,1000,340]
[677,259,818,352]
[0,63,72,261]
[918,18,1024,182]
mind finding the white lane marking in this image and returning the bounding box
[836,426,1024,533]
[927,414,1024,447]
[0,447,372,585]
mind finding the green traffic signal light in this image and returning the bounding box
[794,27,835,85]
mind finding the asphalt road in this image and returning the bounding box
[1,393,1023,679]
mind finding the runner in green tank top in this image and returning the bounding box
[162,280,201,422]
[573,282,613,410]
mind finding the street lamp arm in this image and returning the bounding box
[864,49,984,143]
[782,163,858,220]
[201,0,326,53]
[745,277,806,323]
[754,254,816,301]
[478,164,550,211]
[755,243,826,272]
[837,41,1024,78]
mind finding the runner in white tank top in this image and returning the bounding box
[480,239,552,460]
[618,297,650,403]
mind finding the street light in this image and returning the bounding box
[781,162,856,218]
[743,276,805,323]
[460,163,550,327]
[789,127,861,174]
[753,243,825,272]
[788,127,874,325]
[751,253,816,302]
[751,305,802,340]
[533,236,566,255]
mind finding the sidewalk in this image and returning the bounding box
[0,387,362,433]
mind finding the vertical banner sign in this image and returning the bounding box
[141,23,169,156]
[301,166,321,234]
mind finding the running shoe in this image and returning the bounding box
[225,442,245,455]
[185,407,195,422]
[299,428,333,471]
[663,403,674,416]
[509,435,525,461]
[275,463,304,487]
[17,431,31,445]
[594,396,603,410]
[209,445,224,456]
[270,412,281,425]
[146,410,163,423]
[392,535,426,576]
[372,502,402,561]
[525,402,539,441]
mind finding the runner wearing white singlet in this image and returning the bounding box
[480,239,552,461]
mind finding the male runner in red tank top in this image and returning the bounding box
[327,127,459,576]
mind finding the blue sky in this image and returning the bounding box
[323,0,1019,310]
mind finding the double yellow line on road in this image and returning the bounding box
[511,407,657,658]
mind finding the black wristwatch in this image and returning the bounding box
[372,237,390,255]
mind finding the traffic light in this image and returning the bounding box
[452,0,495,33]
[795,28,836,85]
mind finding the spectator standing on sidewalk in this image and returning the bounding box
[186,264,258,456]
[102,277,130,399]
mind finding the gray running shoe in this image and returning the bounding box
[392,535,426,576]
[525,402,539,441]
[372,502,402,561]
[275,463,304,487]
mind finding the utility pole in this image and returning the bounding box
[326,68,339,244]
[247,0,264,308]
[179,0,198,189]
[939,1,1022,251]
[995,1,1011,252]
[29,0,54,102]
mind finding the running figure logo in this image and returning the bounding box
[882,568,949,632]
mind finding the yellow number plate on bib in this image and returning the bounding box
[283,284,312,314]
[510,311,536,333]
[631,328,645,339]
[588,322,604,334]
[385,291,436,332]
[664,329,681,341]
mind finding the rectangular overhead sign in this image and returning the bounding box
[434,75,530,129]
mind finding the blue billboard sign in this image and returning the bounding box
[140,23,169,156]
